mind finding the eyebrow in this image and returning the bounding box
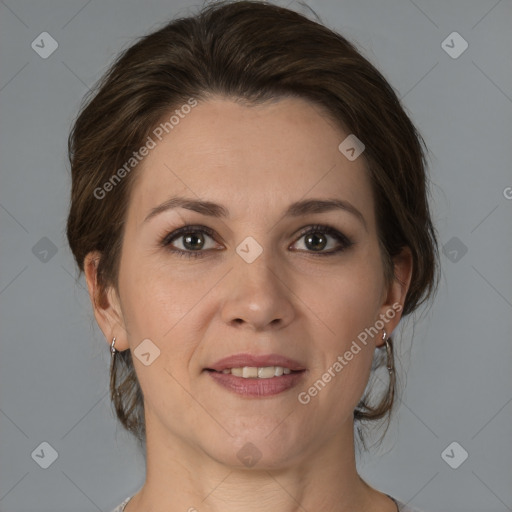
[144,196,367,230]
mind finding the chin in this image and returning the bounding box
[203,423,305,470]
[208,443,299,471]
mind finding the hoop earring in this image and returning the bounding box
[382,329,394,375]
[109,337,121,399]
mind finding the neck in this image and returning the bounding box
[125,414,394,512]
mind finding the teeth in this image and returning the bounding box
[218,366,294,379]
[243,366,258,378]
[258,367,275,378]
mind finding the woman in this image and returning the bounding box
[66,1,439,511]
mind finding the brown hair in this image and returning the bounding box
[67,0,439,447]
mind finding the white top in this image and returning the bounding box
[109,494,424,511]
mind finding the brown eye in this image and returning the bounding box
[181,232,206,251]
[161,225,219,259]
[304,231,328,251]
[160,223,353,259]
[291,224,353,255]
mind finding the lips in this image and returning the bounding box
[206,353,306,372]
[204,353,306,397]
[217,366,293,378]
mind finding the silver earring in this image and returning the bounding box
[110,337,117,357]
[382,329,394,375]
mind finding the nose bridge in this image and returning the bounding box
[234,235,282,300]
[237,240,277,288]
[220,234,295,329]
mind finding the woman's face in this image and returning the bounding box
[90,96,411,468]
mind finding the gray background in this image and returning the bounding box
[0,0,511,511]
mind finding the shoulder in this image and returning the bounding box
[109,494,425,512]
[109,495,133,512]
[390,496,425,512]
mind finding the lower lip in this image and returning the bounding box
[206,370,305,397]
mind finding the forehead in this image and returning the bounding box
[127,96,374,227]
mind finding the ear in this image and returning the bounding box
[375,246,413,347]
[83,251,129,352]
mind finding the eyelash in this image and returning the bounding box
[159,224,354,259]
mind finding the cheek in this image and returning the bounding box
[296,260,384,407]
[305,261,385,342]
[116,253,214,394]
[117,247,195,337]
[116,262,201,412]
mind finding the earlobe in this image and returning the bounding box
[377,246,413,346]
[83,251,128,351]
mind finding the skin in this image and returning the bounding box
[85,96,412,512]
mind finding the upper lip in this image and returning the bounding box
[206,353,306,372]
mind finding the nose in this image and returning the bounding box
[219,247,296,332]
